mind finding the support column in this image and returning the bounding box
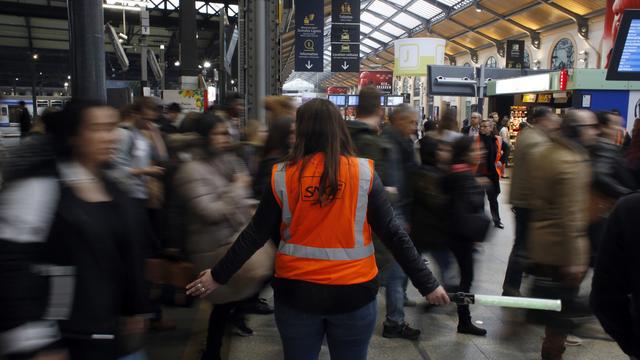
[245,0,275,122]
[179,0,198,77]
[67,0,106,101]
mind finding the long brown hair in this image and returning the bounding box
[285,98,355,205]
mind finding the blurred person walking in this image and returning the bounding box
[497,115,511,178]
[238,120,267,180]
[160,103,184,134]
[347,86,390,182]
[527,110,599,360]
[17,101,32,138]
[588,112,637,262]
[443,136,492,336]
[0,100,149,360]
[379,105,422,340]
[186,99,449,360]
[174,113,275,359]
[590,193,640,360]
[253,117,295,200]
[502,107,560,297]
[477,119,504,229]
[412,127,454,288]
[627,118,640,185]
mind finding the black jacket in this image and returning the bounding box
[253,155,280,200]
[382,126,416,221]
[0,136,148,355]
[589,139,637,199]
[443,169,491,244]
[591,193,640,358]
[211,171,440,312]
[347,120,390,183]
[410,135,448,251]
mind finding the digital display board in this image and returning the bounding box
[607,10,640,81]
[328,95,346,107]
[347,95,359,106]
[386,96,404,107]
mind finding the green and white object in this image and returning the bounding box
[449,292,562,312]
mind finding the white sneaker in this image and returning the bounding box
[565,335,583,346]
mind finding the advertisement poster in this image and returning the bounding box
[162,89,205,112]
[331,0,360,73]
[627,90,640,132]
[393,38,446,76]
[294,0,324,72]
[358,71,393,94]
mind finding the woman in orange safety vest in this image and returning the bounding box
[187,98,449,360]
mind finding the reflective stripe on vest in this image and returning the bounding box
[274,163,292,241]
[273,158,373,261]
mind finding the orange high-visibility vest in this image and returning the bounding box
[271,153,377,285]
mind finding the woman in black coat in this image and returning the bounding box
[443,136,491,336]
[0,100,149,360]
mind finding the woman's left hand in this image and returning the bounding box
[186,269,220,298]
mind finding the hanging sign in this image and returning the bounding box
[506,40,525,69]
[393,38,446,76]
[295,0,323,72]
[331,0,360,73]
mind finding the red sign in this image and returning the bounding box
[359,71,393,94]
[327,86,348,94]
[559,69,568,91]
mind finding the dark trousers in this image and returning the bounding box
[485,180,501,223]
[502,207,531,292]
[449,241,474,322]
[202,302,238,360]
[274,298,377,360]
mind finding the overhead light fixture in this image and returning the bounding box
[160,44,165,50]
[118,33,128,40]
[174,60,180,66]
[203,61,211,68]
[198,65,203,69]
[475,3,482,12]
[39,72,43,75]
[15,77,19,81]
[64,82,69,87]
[67,75,71,79]
[32,53,38,60]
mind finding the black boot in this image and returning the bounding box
[457,305,487,336]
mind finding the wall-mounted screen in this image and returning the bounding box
[328,95,346,107]
[386,96,404,107]
[607,10,640,80]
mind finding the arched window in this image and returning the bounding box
[463,62,471,67]
[524,50,531,69]
[413,77,420,97]
[485,56,497,68]
[551,38,575,70]
[402,77,409,94]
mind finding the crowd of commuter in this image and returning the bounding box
[0,88,639,360]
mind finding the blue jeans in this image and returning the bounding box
[383,261,408,325]
[274,298,377,360]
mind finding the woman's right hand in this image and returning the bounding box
[186,269,220,298]
[425,285,451,306]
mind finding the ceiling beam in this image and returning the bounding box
[535,0,589,38]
